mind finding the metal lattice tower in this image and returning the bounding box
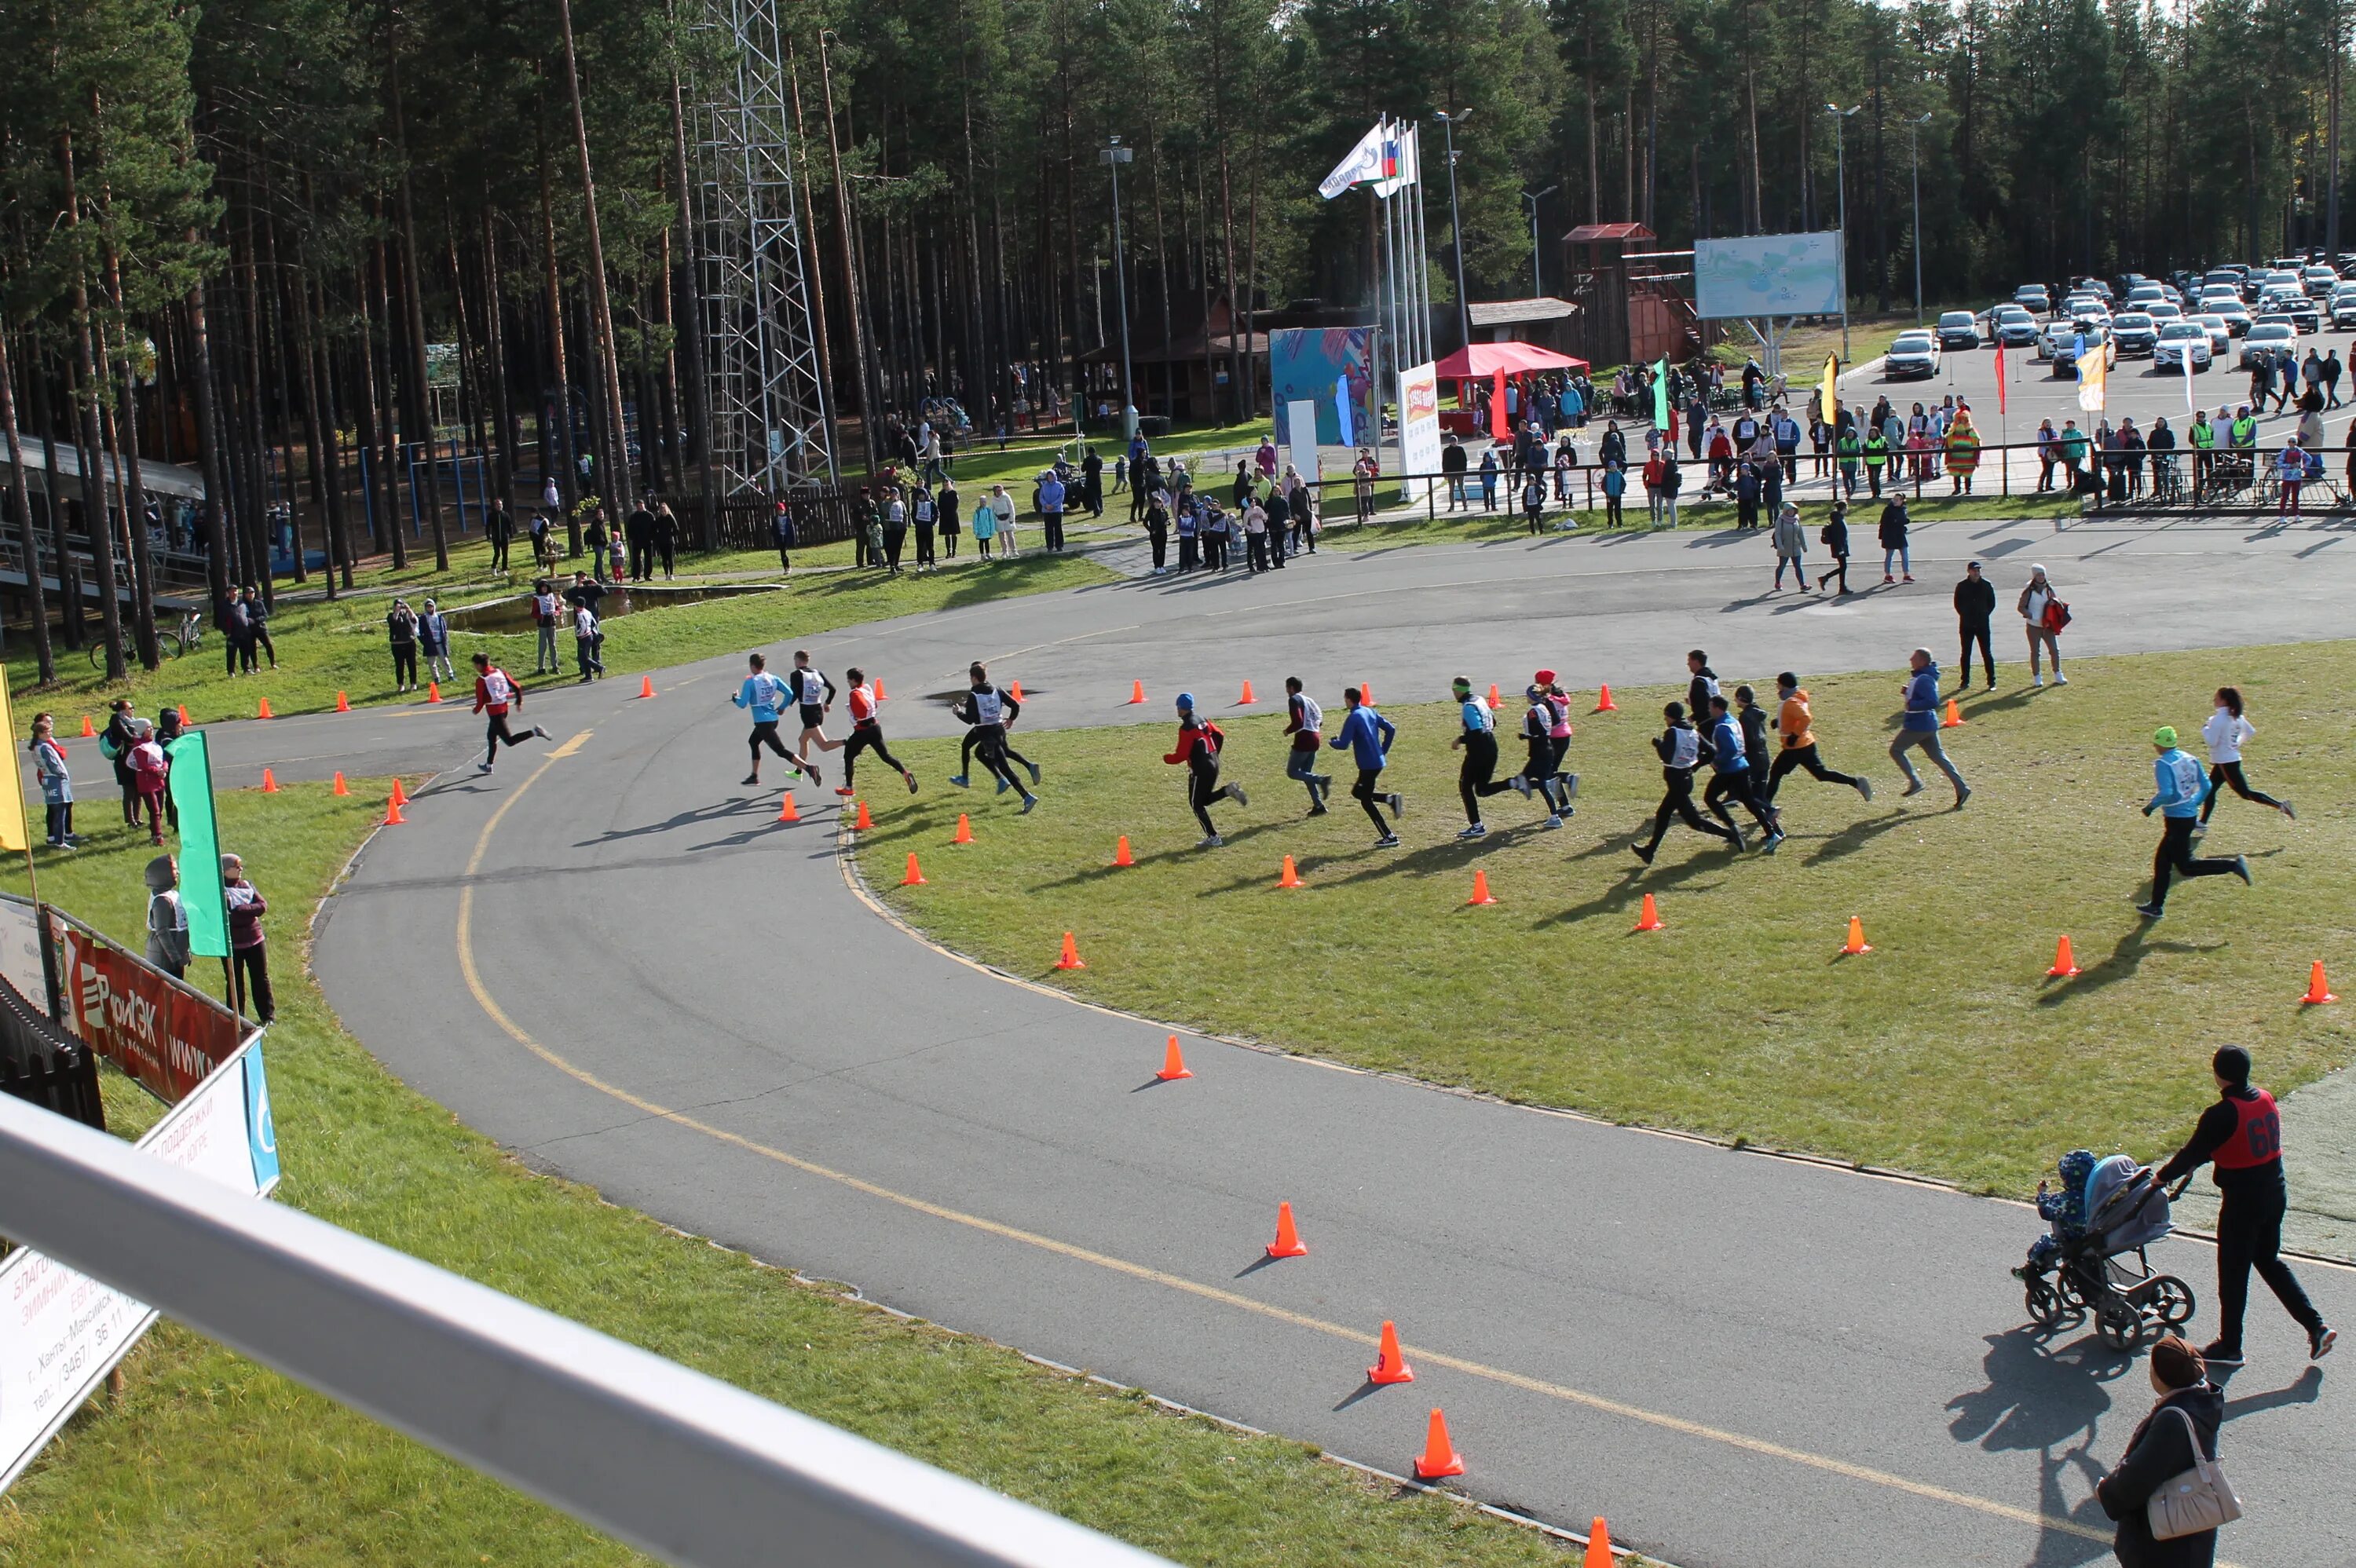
[694,0,834,493]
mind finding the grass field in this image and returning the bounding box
[857,642,2354,1197]
[10,551,1111,728]
[0,784,1591,1567]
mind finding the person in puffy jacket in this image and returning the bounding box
[1888,648,1969,806]
[1770,503,1811,593]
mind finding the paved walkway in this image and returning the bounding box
[217,511,2356,1567]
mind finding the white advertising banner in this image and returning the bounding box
[0,896,46,1013]
[1285,400,1320,494]
[1397,362,1442,506]
[0,1034,278,1491]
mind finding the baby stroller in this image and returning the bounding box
[2015,1151,2197,1351]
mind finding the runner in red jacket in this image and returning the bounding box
[1162,693,1245,846]
[472,652,549,773]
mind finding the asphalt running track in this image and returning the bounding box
[229,514,2356,1568]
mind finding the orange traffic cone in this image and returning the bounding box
[638,674,656,699]
[1593,684,1619,712]
[2301,960,2337,1005]
[1008,679,1023,701]
[1486,682,1502,711]
[332,772,349,796]
[777,792,800,823]
[1156,1035,1193,1081]
[384,797,406,826]
[1239,678,1255,704]
[79,715,95,737]
[1842,915,1872,955]
[257,697,274,719]
[1412,1408,1465,1480]
[1633,892,1663,932]
[1265,1201,1308,1258]
[426,680,442,704]
[1112,834,1133,867]
[2046,935,2080,978]
[1368,1321,1414,1384]
[1941,697,1964,729]
[1277,854,1303,889]
[1467,869,1497,905]
[389,777,409,807]
[1126,679,1146,704]
[953,813,973,844]
[335,690,350,712]
[854,799,875,831]
[261,768,280,794]
[1055,930,1085,970]
[901,853,927,886]
[177,704,191,726]
[875,678,887,700]
[1582,1518,1613,1568]
[1359,682,1373,704]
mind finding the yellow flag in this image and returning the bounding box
[0,674,26,853]
[1817,353,1838,426]
[2076,339,2108,413]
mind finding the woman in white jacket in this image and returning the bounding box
[2198,685,2294,833]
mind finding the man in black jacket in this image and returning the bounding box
[2157,1045,2336,1365]
[1953,561,1997,691]
[1440,437,1469,510]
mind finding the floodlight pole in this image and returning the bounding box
[1101,139,1136,439]
[1522,185,1557,298]
[1824,104,1861,362]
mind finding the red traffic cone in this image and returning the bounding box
[854,799,875,831]
[1593,684,1619,712]
[1359,682,1373,705]
[901,852,927,886]
[1055,931,1085,970]
[638,674,657,699]
[1239,678,1256,704]
[177,704,191,726]
[335,691,350,712]
[1467,869,1497,906]
[2046,934,2080,978]
[874,678,887,700]
[384,797,407,825]
[332,772,349,796]
[260,768,280,794]
[1265,1201,1308,1258]
[1008,679,1022,701]
[2302,960,2337,1005]
[1582,1518,1614,1568]
[777,792,800,822]
[1156,1035,1192,1080]
[1842,916,1872,955]
[389,777,409,807]
[1941,697,1965,729]
[257,697,274,719]
[1125,679,1146,704]
[1633,892,1664,932]
[953,813,973,844]
[1112,834,1133,867]
[1412,1408,1465,1479]
[1368,1321,1414,1384]
[1277,854,1303,889]
[1486,682,1502,711]
[426,680,442,704]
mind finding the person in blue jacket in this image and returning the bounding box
[1887,647,1970,807]
[1328,686,1403,846]
[1703,696,1781,851]
[2138,725,2250,919]
[730,652,809,788]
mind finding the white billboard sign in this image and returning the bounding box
[1694,232,1844,320]
[1396,363,1442,506]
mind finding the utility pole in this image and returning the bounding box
[1908,113,1931,324]
[1100,138,1136,438]
[1824,103,1860,362]
[1436,109,1473,352]
[1522,185,1558,298]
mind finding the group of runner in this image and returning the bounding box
[731,649,918,798]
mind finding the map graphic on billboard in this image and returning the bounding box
[1693,232,1843,319]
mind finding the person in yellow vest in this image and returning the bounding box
[2188,408,2217,499]
[1944,413,1982,495]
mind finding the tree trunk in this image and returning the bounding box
[537,145,584,554]
[57,129,127,679]
[31,364,85,649]
[554,0,635,515]
[816,33,876,468]
[0,332,56,682]
[386,28,449,568]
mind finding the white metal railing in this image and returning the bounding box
[0,1095,1171,1568]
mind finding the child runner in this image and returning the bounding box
[222,853,274,1024]
[1450,676,1509,839]
[572,600,604,682]
[2197,686,2294,832]
[1506,683,1569,827]
[128,727,170,844]
[1327,686,1403,847]
[1702,696,1778,850]
[1162,693,1245,846]
[788,649,839,784]
[1535,670,1577,807]
[2137,726,2250,919]
[1281,677,1332,813]
[29,714,75,849]
[1762,673,1872,805]
[1635,701,1739,864]
[472,652,550,774]
[730,652,807,788]
[837,667,916,797]
[948,662,1040,811]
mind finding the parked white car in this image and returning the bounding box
[2153,321,2212,372]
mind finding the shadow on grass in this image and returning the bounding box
[2037,924,2226,1004]
[1802,810,1911,866]
[1535,845,1735,927]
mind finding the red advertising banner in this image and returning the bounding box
[48,916,243,1106]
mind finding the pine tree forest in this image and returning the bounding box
[2,0,2349,682]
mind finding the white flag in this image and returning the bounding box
[1319,121,1388,200]
[1375,123,1420,197]
[2076,339,2107,413]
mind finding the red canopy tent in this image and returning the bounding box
[1433,342,1590,440]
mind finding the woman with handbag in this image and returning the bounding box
[2019,564,2068,686]
[2095,1335,2230,1567]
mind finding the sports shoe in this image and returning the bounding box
[1882,573,1895,583]
[1510,774,1533,799]
[1955,784,1974,809]
[2054,672,2068,685]
[1374,832,1401,848]
[2232,854,2252,885]
[1457,823,1487,839]
[1228,783,1248,806]
[904,770,919,795]
[2201,1340,2244,1366]
[1198,834,1224,848]
[477,762,495,774]
[1901,574,1915,583]
[1388,792,1405,817]
[947,774,970,788]
[835,787,856,797]
[1900,780,1923,797]
[1854,777,1875,802]
[1632,843,1655,865]
[2033,674,2044,689]
[1027,761,1043,785]
[2312,1325,2337,1360]
[1021,794,1039,813]
[2135,901,2165,920]
[1308,802,1329,816]
[532,726,549,740]
[994,774,1010,795]
[1728,821,1748,851]
[741,773,761,786]
[1762,828,1786,854]
[804,761,822,786]
[2281,800,2298,820]
[1543,814,1563,829]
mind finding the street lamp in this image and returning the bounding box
[1907,112,1932,325]
[1522,185,1559,298]
[1099,138,1137,440]
[1824,103,1861,361]
[1436,109,1474,352]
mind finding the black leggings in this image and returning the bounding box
[2213,1185,2324,1351]
[1351,766,1394,835]
[961,728,1032,784]
[1959,620,1994,684]
[1643,769,1736,854]
[1188,762,1236,835]
[1521,734,1568,812]
[749,720,795,767]
[44,802,72,842]
[1765,743,1861,802]
[485,711,538,767]
[2201,761,2281,822]
[1458,733,1506,824]
[843,724,905,788]
[2149,814,2237,908]
[392,645,418,686]
[1703,769,1776,832]
[1822,553,1849,594]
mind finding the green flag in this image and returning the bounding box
[168,731,230,959]
[1652,357,1670,433]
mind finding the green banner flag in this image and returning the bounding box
[1652,357,1670,433]
[168,731,231,959]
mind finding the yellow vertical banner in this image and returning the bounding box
[0,675,27,853]
[1817,353,1839,426]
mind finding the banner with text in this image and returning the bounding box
[1396,362,1442,507]
[49,912,243,1106]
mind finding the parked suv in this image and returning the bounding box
[1934,310,1981,350]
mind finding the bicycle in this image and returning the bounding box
[86,611,201,671]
